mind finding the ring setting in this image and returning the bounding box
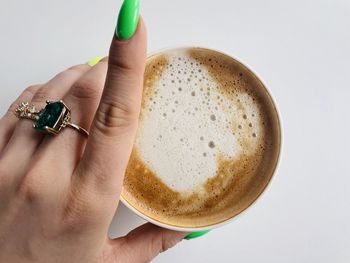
[15,100,89,137]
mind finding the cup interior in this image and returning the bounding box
[120,47,281,232]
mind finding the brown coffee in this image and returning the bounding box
[122,47,281,228]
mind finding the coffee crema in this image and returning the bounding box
[122,47,281,228]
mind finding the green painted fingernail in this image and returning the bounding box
[86,57,103,66]
[184,230,211,240]
[116,0,140,40]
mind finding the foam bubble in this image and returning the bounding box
[208,141,215,148]
[135,50,261,193]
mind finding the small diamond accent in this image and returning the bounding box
[15,102,39,120]
[61,112,71,128]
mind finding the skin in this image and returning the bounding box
[0,18,188,263]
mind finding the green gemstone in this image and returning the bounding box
[35,101,64,132]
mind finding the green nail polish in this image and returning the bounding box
[86,57,102,66]
[116,0,140,40]
[184,230,211,240]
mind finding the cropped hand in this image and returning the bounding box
[0,18,187,263]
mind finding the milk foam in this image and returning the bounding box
[136,50,261,194]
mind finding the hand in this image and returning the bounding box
[0,18,187,263]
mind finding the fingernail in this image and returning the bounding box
[86,57,103,66]
[184,230,211,240]
[116,0,140,40]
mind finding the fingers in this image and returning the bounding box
[1,64,91,187]
[36,58,108,177]
[78,18,147,197]
[111,223,187,263]
[0,85,41,153]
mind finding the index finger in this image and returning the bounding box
[78,16,147,198]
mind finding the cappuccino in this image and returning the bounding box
[122,47,280,228]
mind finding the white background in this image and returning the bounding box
[1,0,349,262]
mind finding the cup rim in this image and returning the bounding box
[120,46,282,232]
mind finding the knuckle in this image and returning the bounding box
[161,237,177,252]
[66,64,89,74]
[108,59,135,73]
[7,85,41,113]
[150,233,177,255]
[25,84,41,94]
[69,80,101,101]
[94,100,139,136]
[149,235,163,257]
[108,40,144,73]
[17,177,44,204]
[31,88,52,102]
[8,101,20,114]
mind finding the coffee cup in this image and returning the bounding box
[120,47,281,232]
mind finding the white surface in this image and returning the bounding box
[0,0,349,262]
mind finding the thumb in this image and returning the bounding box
[112,223,187,263]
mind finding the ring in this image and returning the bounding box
[14,100,89,137]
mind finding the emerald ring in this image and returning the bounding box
[14,100,89,137]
